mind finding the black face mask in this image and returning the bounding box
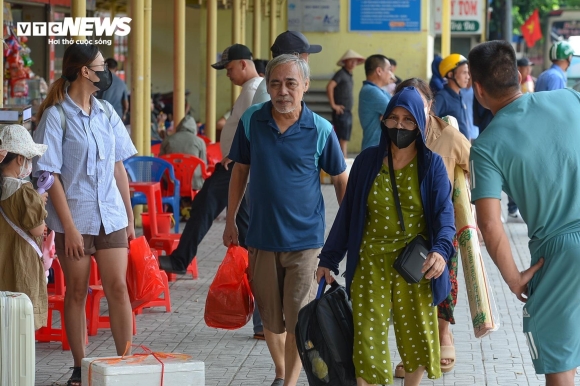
[88,67,112,91]
[387,128,419,149]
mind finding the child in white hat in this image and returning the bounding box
[0,124,49,330]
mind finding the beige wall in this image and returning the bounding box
[303,0,434,152]
[150,1,285,124]
[148,0,433,153]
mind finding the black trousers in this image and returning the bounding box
[169,162,249,271]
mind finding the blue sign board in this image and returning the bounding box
[350,0,421,32]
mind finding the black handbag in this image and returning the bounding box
[387,150,430,284]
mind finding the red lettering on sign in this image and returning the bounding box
[458,0,478,16]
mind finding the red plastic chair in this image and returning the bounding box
[159,153,211,200]
[86,285,137,336]
[206,143,222,174]
[197,134,212,145]
[47,258,65,296]
[151,143,161,157]
[35,295,88,350]
[133,271,172,314]
[147,214,199,282]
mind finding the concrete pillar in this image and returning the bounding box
[130,0,144,155]
[143,0,152,152]
[206,0,217,142]
[503,0,512,44]
[253,0,261,58]
[269,0,277,53]
[110,1,116,18]
[71,0,86,41]
[0,0,3,106]
[241,0,247,46]
[231,0,242,105]
[441,0,451,57]
[173,0,186,126]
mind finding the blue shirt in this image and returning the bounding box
[358,80,391,150]
[434,85,470,139]
[470,89,580,258]
[96,72,128,119]
[33,92,137,235]
[229,101,346,251]
[462,86,479,139]
[536,64,567,92]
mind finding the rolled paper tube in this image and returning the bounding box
[453,165,499,338]
[37,171,54,194]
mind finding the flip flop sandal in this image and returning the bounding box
[67,366,81,386]
[440,334,456,373]
[394,361,405,378]
[253,332,266,340]
[440,345,456,373]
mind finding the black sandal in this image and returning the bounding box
[67,366,81,386]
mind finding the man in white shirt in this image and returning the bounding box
[159,44,261,278]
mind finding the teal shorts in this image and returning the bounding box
[523,231,580,374]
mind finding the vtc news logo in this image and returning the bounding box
[16,17,132,37]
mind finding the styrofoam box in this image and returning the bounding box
[81,354,204,385]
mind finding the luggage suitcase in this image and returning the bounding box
[295,278,356,386]
[0,292,35,386]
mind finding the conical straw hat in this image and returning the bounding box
[337,49,365,67]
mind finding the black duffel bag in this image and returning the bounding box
[296,277,356,386]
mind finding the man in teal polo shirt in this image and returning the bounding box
[469,40,580,384]
[359,54,392,150]
[223,54,348,386]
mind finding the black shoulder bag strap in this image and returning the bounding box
[387,149,406,235]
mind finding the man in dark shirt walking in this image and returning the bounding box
[97,58,129,122]
[326,49,364,157]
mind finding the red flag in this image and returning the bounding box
[521,10,543,48]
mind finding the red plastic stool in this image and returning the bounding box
[35,295,88,350]
[186,257,198,279]
[86,285,137,336]
[89,256,101,285]
[47,258,65,296]
[149,235,180,282]
[133,271,172,315]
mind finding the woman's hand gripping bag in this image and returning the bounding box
[126,236,165,309]
[204,245,254,329]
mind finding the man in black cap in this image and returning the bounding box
[252,30,322,105]
[159,44,261,283]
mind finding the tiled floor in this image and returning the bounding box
[34,187,580,385]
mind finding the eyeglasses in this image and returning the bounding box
[382,118,417,131]
[87,63,108,71]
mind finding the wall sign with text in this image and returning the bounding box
[434,0,484,35]
[288,0,340,32]
[349,0,421,32]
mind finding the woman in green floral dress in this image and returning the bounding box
[318,87,455,386]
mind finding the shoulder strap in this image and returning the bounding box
[0,206,42,258]
[97,99,112,120]
[54,99,112,138]
[55,103,66,133]
[388,150,406,234]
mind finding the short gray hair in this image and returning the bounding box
[265,54,310,85]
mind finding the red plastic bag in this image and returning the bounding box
[126,236,165,309]
[204,245,254,329]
